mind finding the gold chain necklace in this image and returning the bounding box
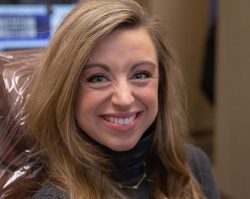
[117,162,147,190]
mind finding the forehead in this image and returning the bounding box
[87,27,157,65]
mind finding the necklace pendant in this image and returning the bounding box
[131,185,139,189]
[117,162,147,190]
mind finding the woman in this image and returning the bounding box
[28,0,220,199]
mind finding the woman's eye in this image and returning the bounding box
[86,74,109,83]
[132,71,152,79]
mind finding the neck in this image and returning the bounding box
[101,131,154,186]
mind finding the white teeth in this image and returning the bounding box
[124,118,129,125]
[104,114,136,126]
[118,118,123,125]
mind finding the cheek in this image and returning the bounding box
[137,83,158,110]
[75,95,99,135]
[74,94,86,127]
[148,83,159,113]
[75,89,94,124]
[74,87,108,122]
[148,91,158,113]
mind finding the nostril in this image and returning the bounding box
[111,90,135,108]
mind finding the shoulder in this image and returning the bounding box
[188,145,211,177]
[32,184,69,199]
[187,145,220,199]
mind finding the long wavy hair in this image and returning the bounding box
[27,0,206,198]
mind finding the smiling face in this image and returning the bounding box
[75,27,159,151]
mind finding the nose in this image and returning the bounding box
[111,81,135,110]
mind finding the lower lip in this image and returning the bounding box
[100,112,142,132]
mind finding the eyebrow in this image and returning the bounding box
[84,61,157,72]
[130,61,157,71]
[84,63,110,72]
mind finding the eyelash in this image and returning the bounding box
[86,71,153,84]
[86,74,109,83]
[131,71,153,79]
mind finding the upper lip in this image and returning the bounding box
[100,111,141,118]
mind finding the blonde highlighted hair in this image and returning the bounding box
[27,0,206,198]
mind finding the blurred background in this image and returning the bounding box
[0,0,249,199]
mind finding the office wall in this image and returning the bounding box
[149,0,212,132]
[214,0,250,198]
[149,0,250,198]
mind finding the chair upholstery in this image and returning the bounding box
[0,49,43,198]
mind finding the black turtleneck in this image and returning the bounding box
[32,130,220,199]
[102,131,154,184]
[101,131,155,198]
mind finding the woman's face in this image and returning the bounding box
[75,27,159,151]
